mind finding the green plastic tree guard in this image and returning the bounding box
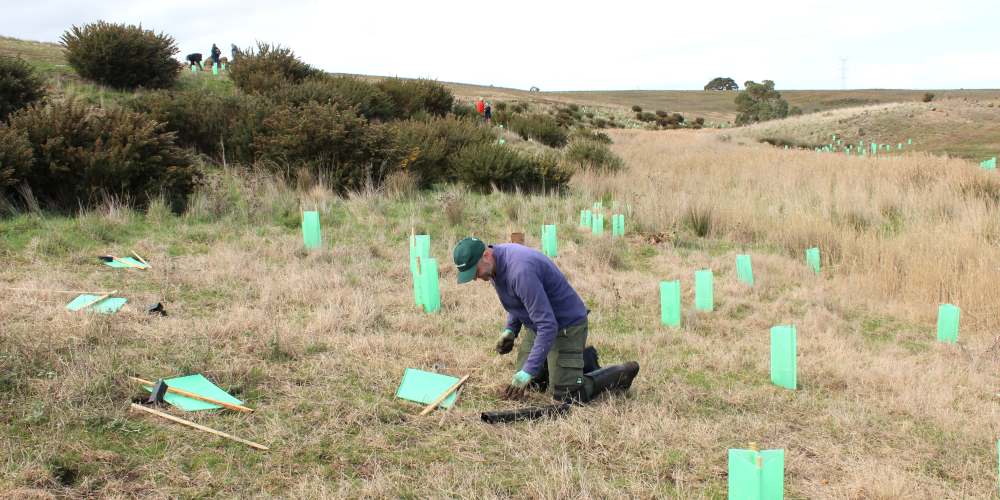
[660,280,681,327]
[542,224,558,258]
[212,62,219,75]
[871,143,878,155]
[593,201,603,210]
[190,64,197,73]
[936,304,960,343]
[728,448,785,500]
[770,325,797,390]
[736,254,754,286]
[592,214,604,236]
[410,234,431,307]
[302,211,322,250]
[805,247,821,274]
[421,258,441,313]
[695,269,714,312]
[898,143,903,150]
[908,138,913,145]
[611,214,625,238]
[221,62,226,71]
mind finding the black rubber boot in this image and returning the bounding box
[583,346,601,373]
[585,361,640,400]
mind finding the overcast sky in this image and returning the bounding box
[3,0,998,91]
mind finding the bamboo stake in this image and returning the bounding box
[129,403,268,451]
[131,251,149,267]
[129,377,254,413]
[419,374,471,416]
[75,290,118,311]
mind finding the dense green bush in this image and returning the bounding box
[565,139,625,173]
[6,100,197,211]
[128,89,275,163]
[452,143,571,192]
[570,127,612,145]
[253,101,393,191]
[631,105,643,112]
[637,111,657,122]
[451,102,478,119]
[511,102,529,113]
[376,78,454,119]
[0,125,33,190]
[229,42,319,94]
[0,56,45,121]
[273,76,396,121]
[390,116,493,187]
[508,113,568,148]
[60,21,179,90]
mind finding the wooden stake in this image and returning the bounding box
[129,403,268,451]
[76,290,118,311]
[419,374,471,416]
[129,376,254,413]
[131,251,149,267]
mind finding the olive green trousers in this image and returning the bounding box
[515,320,595,402]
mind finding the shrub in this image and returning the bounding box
[593,117,608,128]
[390,116,494,187]
[376,78,454,119]
[0,125,33,190]
[704,77,739,91]
[273,75,396,121]
[253,101,394,191]
[228,42,319,94]
[637,111,657,122]
[452,143,571,192]
[923,92,935,103]
[655,110,668,118]
[565,139,625,173]
[452,102,478,119]
[570,127,612,145]
[6,99,197,212]
[631,105,643,112]
[493,101,508,112]
[508,113,568,148]
[60,21,179,90]
[0,56,45,121]
[567,103,580,112]
[511,102,529,113]
[127,89,275,163]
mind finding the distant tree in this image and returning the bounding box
[704,77,738,91]
[734,80,790,125]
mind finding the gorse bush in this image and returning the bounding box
[0,126,33,190]
[0,56,45,121]
[5,99,198,212]
[508,113,568,148]
[452,143,571,192]
[565,139,625,173]
[390,116,494,187]
[61,21,179,90]
[253,101,394,191]
[273,76,396,121]
[570,127,612,145]
[229,42,319,94]
[375,78,454,119]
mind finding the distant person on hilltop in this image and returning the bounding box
[230,44,238,62]
[484,101,492,125]
[185,53,203,70]
[210,44,222,67]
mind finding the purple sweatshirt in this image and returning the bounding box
[491,244,589,376]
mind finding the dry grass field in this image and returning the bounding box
[3,127,1000,497]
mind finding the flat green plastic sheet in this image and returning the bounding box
[736,254,754,286]
[65,294,127,314]
[695,270,713,312]
[660,280,681,328]
[395,368,459,409]
[103,257,148,269]
[302,211,322,250]
[805,247,821,275]
[541,224,558,258]
[728,448,785,500]
[592,214,604,236]
[421,258,441,313]
[143,374,244,412]
[770,325,797,390]
[936,303,960,343]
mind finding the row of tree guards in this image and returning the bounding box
[804,135,915,156]
[300,205,976,494]
[190,62,226,75]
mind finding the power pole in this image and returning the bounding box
[840,58,847,90]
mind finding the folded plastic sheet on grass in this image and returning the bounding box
[143,374,244,412]
[103,257,148,269]
[395,368,459,409]
[65,295,127,314]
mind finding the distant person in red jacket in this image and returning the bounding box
[476,98,485,115]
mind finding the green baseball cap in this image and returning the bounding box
[453,237,486,284]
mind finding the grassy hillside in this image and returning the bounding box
[735,98,1000,159]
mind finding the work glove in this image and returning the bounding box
[503,370,532,400]
[495,328,516,355]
